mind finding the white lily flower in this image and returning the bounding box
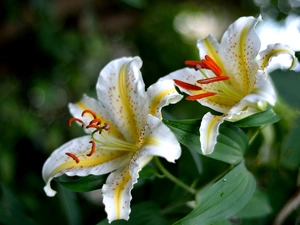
[42,57,182,223]
[161,16,298,155]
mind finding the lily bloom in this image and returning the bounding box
[161,16,298,155]
[42,57,182,222]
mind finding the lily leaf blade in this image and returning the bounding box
[231,107,281,127]
[173,162,256,225]
[163,119,247,165]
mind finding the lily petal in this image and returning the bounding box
[226,72,276,121]
[200,113,224,155]
[162,68,237,113]
[258,43,299,71]
[69,94,124,138]
[102,114,181,222]
[96,57,147,143]
[147,79,183,118]
[102,166,134,223]
[42,135,131,197]
[140,114,181,162]
[197,16,262,95]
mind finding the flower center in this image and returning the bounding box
[66,109,138,163]
[174,55,230,101]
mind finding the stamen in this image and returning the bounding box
[87,140,96,156]
[174,79,202,91]
[86,124,100,129]
[186,92,216,101]
[65,152,80,163]
[82,109,97,119]
[197,76,230,84]
[89,118,102,125]
[201,55,222,76]
[185,60,202,70]
[185,55,223,76]
[68,118,85,127]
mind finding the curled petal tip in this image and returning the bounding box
[44,182,57,197]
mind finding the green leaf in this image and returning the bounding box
[173,162,256,225]
[56,174,106,192]
[236,189,272,218]
[0,184,37,225]
[58,185,82,225]
[97,201,167,225]
[280,115,300,168]
[138,165,157,179]
[163,119,247,165]
[232,107,281,127]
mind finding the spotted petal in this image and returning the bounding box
[69,94,124,138]
[147,79,183,118]
[200,113,225,155]
[258,43,299,71]
[96,57,147,143]
[198,16,262,95]
[102,114,181,222]
[226,72,277,121]
[42,135,131,197]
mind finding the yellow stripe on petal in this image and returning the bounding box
[259,44,298,70]
[49,151,128,178]
[203,38,225,73]
[143,137,159,146]
[114,170,131,219]
[118,64,139,141]
[200,113,224,155]
[149,88,176,117]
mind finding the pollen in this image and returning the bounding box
[68,118,85,127]
[87,140,96,156]
[197,76,229,84]
[82,109,97,119]
[174,79,202,91]
[185,55,222,76]
[186,92,216,101]
[65,152,80,163]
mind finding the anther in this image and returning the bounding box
[186,92,216,101]
[82,109,97,119]
[89,118,102,125]
[103,123,110,131]
[65,152,80,163]
[68,118,85,127]
[197,76,230,84]
[86,124,100,129]
[87,140,96,157]
[185,55,223,76]
[174,79,202,91]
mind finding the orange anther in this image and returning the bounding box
[68,118,85,127]
[185,55,223,76]
[197,76,230,84]
[65,152,80,163]
[87,140,96,156]
[174,79,202,91]
[201,55,222,76]
[82,109,97,119]
[86,124,100,129]
[89,118,102,125]
[185,60,201,67]
[186,92,216,101]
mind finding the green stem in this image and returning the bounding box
[248,125,266,146]
[154,157,196,195]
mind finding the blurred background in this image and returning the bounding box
[1,0,300,224]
